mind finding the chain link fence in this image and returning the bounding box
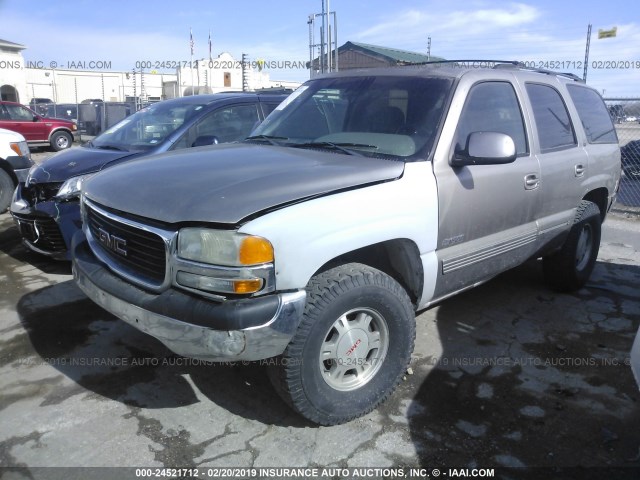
[31,101,138,137]
[604,98,640,210]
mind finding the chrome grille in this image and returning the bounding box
[86,203,167,284]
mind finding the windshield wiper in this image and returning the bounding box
[93,145,129,152]
[289,141,378,156]
[245,134,288,146]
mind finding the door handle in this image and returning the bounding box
[575,164,585,177]
[524,173,539,190]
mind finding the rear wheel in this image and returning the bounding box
[268,263,415,425]
[51,131,72,151]
[0,169,14,213]
[543,200,601,292]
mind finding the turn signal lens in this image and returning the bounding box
[239,236,274,265]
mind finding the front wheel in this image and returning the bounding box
[543,200,602,292]
[50,131,72,151]
[268,263,416,425]
[0,169,14,213]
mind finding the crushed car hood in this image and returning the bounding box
[27,146,139,183]
[83,144,405,225]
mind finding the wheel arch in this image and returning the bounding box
[48,127,74,142]
[313,238,424,307]
[582,187,608,222]
[0,161,18,186]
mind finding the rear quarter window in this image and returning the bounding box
[566,85,618,144]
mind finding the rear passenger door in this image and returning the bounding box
[523,83,585,246]
[433,80,540,297]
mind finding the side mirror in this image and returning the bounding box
[192,135,219,147]
[451,132,517,167]
[33,115,40,122]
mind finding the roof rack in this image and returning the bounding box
[411,59,584,82]
[412,59,521,67]
[507,65,584,82]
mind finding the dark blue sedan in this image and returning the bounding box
[10,92,288,259]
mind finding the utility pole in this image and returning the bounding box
[427,37,431,61]
[583,23,592,82]
[308,1,338,77]
[326,0,331,72]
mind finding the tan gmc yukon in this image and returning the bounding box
[72,62,621,425]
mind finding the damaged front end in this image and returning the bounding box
[10,179,81,260]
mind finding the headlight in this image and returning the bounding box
[176,229,274,295]
[178,228,273,266]
[56,173,94,200]
[10,141,30,157]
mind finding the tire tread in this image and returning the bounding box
[268,262,415,425]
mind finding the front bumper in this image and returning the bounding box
[10,183,80,260]
[72,230,307,361]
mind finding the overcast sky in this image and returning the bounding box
[1,0,639,96]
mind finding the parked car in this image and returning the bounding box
[0,128,33,213]
[71,64,620,425]
[0,101,77,151]
[28,98,54,116]
[10,92,287,259]
[621,140,640,179]
[44,104,79,123]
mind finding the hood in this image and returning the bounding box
[83,143,405,225]
[41,116,76,126]
[27,146,138,183]
[0,127,27,142]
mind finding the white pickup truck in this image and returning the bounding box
[72,63,621,425]
[0,128,32,213]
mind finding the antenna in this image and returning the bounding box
[583,23,592,82]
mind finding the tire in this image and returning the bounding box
[542,200,602,292]
[0,169,15,213]
[50,131,72,151]
[268,263,416,425]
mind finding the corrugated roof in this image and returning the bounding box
[0,38,26,50]
[343,41,445,64]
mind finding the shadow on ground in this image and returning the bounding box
[13,280,307,428]
[407,259,640,471]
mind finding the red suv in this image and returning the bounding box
[0,101,77,151]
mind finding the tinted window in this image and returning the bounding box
[92,101,208,151]
[173,103,260,149]
[567,85,618,143]
[5,104,35,121]
[526,84,576,152]
[456,82,528,155]
[262,102,280,116]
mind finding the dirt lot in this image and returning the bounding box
[0,209,639,479]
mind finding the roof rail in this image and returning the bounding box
[410,59,584,82]
[411,59,522,67]
[510,65,584,82]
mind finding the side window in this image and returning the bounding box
[525,83,577,152]
[6,104,35,121]
[172,103,260,150]
[261,102,280,117]
[0,106,9,120]
[566,85,618,143]
[455,82,528,156]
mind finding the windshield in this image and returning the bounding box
[252,75,453,160]
[90,102,208,151]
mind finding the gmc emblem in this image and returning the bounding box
[97,227,128,256]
